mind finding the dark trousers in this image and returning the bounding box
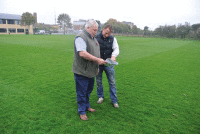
[74,73,94,115]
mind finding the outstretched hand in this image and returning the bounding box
[97,58,107,65]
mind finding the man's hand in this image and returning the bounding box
[79,51,107,65]
[111,56,116,61]
[97,58,107,65]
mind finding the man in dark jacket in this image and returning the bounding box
[95,25,120,108]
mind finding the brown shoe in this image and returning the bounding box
[88,108,97,112]
[80,114,88,121]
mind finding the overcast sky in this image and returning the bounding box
[0,0,199,30]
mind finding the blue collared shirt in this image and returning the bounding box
[75,37,87,52]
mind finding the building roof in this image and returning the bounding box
[0,13,21,20]
[73,21,86,25]
[122,21,133,25]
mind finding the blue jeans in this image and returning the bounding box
[74,73,94,115]
[96,65,118,104]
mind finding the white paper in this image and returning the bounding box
[105,58,118,67]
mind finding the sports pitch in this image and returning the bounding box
[0,35,199,133]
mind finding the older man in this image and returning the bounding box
[95,25,120,108]
[72,20,107,121]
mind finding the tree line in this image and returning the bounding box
[104,18,143,34]
[105,19,200,40]
[153,23,200,40]
[21,12,200,39]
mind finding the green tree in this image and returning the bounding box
[105,18,138,34]
[57,13,72,35]
[105,18,118,25]
[131,25,138,34]
[154,26,162,37]
[144,26,149,36]
[20,12,36,34]
[196,27,200,39]
[167,25,176,38]
[137,28,143,36]
[105,18,129,33]
[191,23,200,31]
[162,25,176,38]
[177,24,191,39]
[191,23,200,39]
[144,26,149,30]
[124,24,131,34]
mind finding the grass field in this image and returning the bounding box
[0,34,200,133]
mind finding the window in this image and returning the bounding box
[0,28,7,33]
[17,29,24,33]
[0,19,6,24]
[7,19,15,24]
[25,29,29,34]
[8,28,16,33]
[16,20,21,25]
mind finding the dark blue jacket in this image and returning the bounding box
[95,32,114,60]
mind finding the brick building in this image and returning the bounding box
[73,19,87,30]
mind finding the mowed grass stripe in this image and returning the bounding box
[117,36,192,64]
[115,42,200,133]
[0,35,199,133]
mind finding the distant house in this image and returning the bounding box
[0,13,33,34]
[73,19,87,30]
[122,21,134,29]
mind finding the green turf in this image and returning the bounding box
[0,35,199,133]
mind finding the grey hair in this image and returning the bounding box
[85,19,98,28]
